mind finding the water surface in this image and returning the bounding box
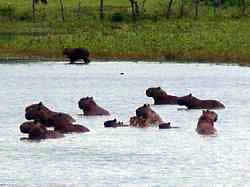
[1,61,250,186]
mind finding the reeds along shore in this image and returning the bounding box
[1,0,250,65]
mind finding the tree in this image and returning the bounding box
[32,0,48,21]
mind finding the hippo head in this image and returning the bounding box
[28,124,47,140]
[146,87,167,98]
[78,97,95,110]
[136,104,155,119]
[25,102,49,121]
[177,94,194,106]
[202,110,218,122]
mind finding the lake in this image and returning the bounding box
[1,61,250,186]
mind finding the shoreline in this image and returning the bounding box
[0,55,249,67]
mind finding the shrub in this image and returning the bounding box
[111,12,124,22]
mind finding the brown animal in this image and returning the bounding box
[129,104,170,128]
[20,121,46,134]
[78,97,110,116]
[177,94,225,109]
[25,102,75,127]
[49,113,90,133]
[129,116,149,128]
[63,48,90,64]
[159,122,179,129]
[20,121,64,140]
[196,110,218,135]
[104,119,129,128]
[28,123,64,140]
[146,87,179,105]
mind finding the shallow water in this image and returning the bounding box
[1,61,250,186]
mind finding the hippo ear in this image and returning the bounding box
[202,110,206,114]
[143,104,147,107]
[147,104,150,107]
[157,87,161,89]
[38,102,43,106]
[114,119,117,122]
[188,93,192,96]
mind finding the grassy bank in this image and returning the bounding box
[1,0,250,65]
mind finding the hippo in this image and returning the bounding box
[177,94,225,109]
[129,104,170,128]
[78,97,110,116]
[63,48,90,64]
[25,102,75,127]
[196,110,218,135]
[49,113,90,133]
[146,87,179,105]
[28,123,64,140]
[104,119,129,128]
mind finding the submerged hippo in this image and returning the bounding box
[63,48,90,64]
[196,110,218,135]
[104,119,129,128]
[177,94,225,109]
[49,113,90,133]
[146,87,179,105]
[129,104,171,128]
[25,102,75,127]
[78,97,110,116]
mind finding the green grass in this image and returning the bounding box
[0,0,250,65]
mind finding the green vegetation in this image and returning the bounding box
[0,0,250,65]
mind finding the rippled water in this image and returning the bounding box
[1,61,250,186]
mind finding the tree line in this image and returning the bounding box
[1,0,249,22]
